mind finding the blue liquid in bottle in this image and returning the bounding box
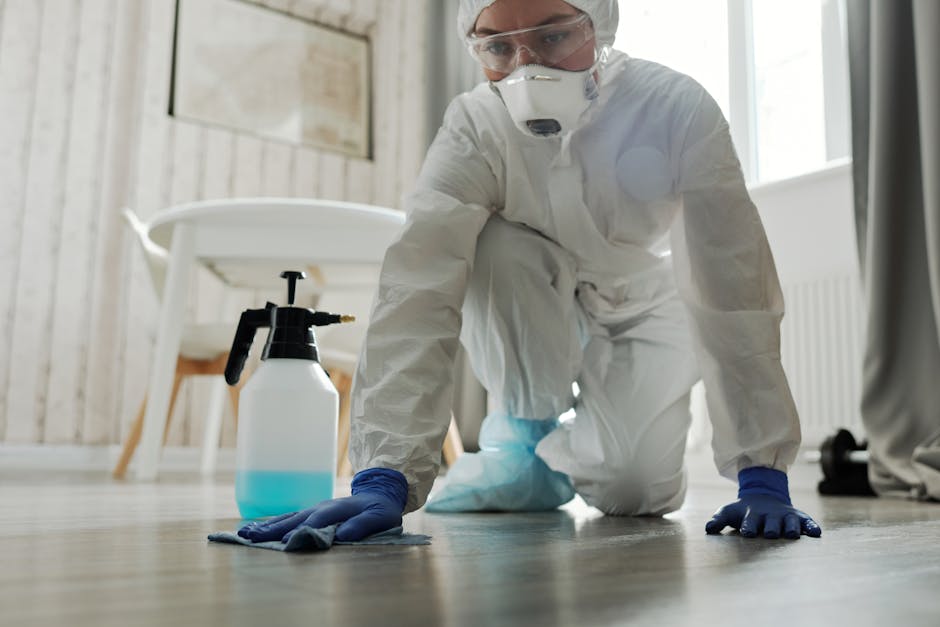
[236,469,334,520]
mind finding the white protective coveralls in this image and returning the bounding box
[350,0,802,515]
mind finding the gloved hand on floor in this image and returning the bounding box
[236,467,408,544]
[705,467,822,539]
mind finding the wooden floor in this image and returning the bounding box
[1,455,939,627]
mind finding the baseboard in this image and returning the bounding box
[0,443,236,473]
[0,443,818,478]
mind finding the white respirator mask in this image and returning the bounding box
[489,52,606,137]
[466,13,609,137]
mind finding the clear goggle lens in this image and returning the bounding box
[467,13,595,73]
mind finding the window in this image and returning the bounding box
[616,0,730,117]
[614,0,851,184]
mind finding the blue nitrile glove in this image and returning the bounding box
[705,467,822,539]
[236,468,408,543]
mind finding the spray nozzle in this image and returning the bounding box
[308,311,356,326]
[224,271,357,385]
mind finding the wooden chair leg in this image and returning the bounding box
[338,451,353,478]
[113,396,148,479]
[162,371,185,445]
[333,371,353,476]
[114,359,185,479]
[227,384,241,431]
[443,414,465,466]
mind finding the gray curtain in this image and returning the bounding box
[425,2,488,450]
[848,0,940,499]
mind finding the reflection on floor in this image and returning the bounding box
[1,454,939,627]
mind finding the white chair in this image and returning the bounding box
[113,208,245,478]
[129,198,464,480]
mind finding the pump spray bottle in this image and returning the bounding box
[224,270,354,520]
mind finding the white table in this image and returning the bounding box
[136,198,404,480]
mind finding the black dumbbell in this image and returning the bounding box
[816,429,876,496]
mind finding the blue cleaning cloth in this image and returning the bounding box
[207,524,430,552]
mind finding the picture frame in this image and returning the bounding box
[171,0,372,159]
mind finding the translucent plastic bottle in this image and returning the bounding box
[225,271,353,520]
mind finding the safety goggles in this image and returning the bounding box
[467,13,595,74]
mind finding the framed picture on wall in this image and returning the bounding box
[171,0,371,159]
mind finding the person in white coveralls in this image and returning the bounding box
[239,0,822,545]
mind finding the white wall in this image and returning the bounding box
[751,160,866,446]
[0,0,431,449]
[751,159,859,284]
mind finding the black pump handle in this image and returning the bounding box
[280,271,306,305]
[224,304,275,385]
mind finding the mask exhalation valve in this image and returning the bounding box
[526,119,563,136]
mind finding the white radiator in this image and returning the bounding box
[780,273,866,447]
[686,272,866,453]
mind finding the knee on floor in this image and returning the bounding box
[579,464,686,517]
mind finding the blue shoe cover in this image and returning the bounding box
[425,414,575,512]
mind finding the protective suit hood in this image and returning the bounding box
[457,0,619,49]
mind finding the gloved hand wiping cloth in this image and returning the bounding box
[209,468,430,552]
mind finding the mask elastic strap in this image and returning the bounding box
[591,46,611,74]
